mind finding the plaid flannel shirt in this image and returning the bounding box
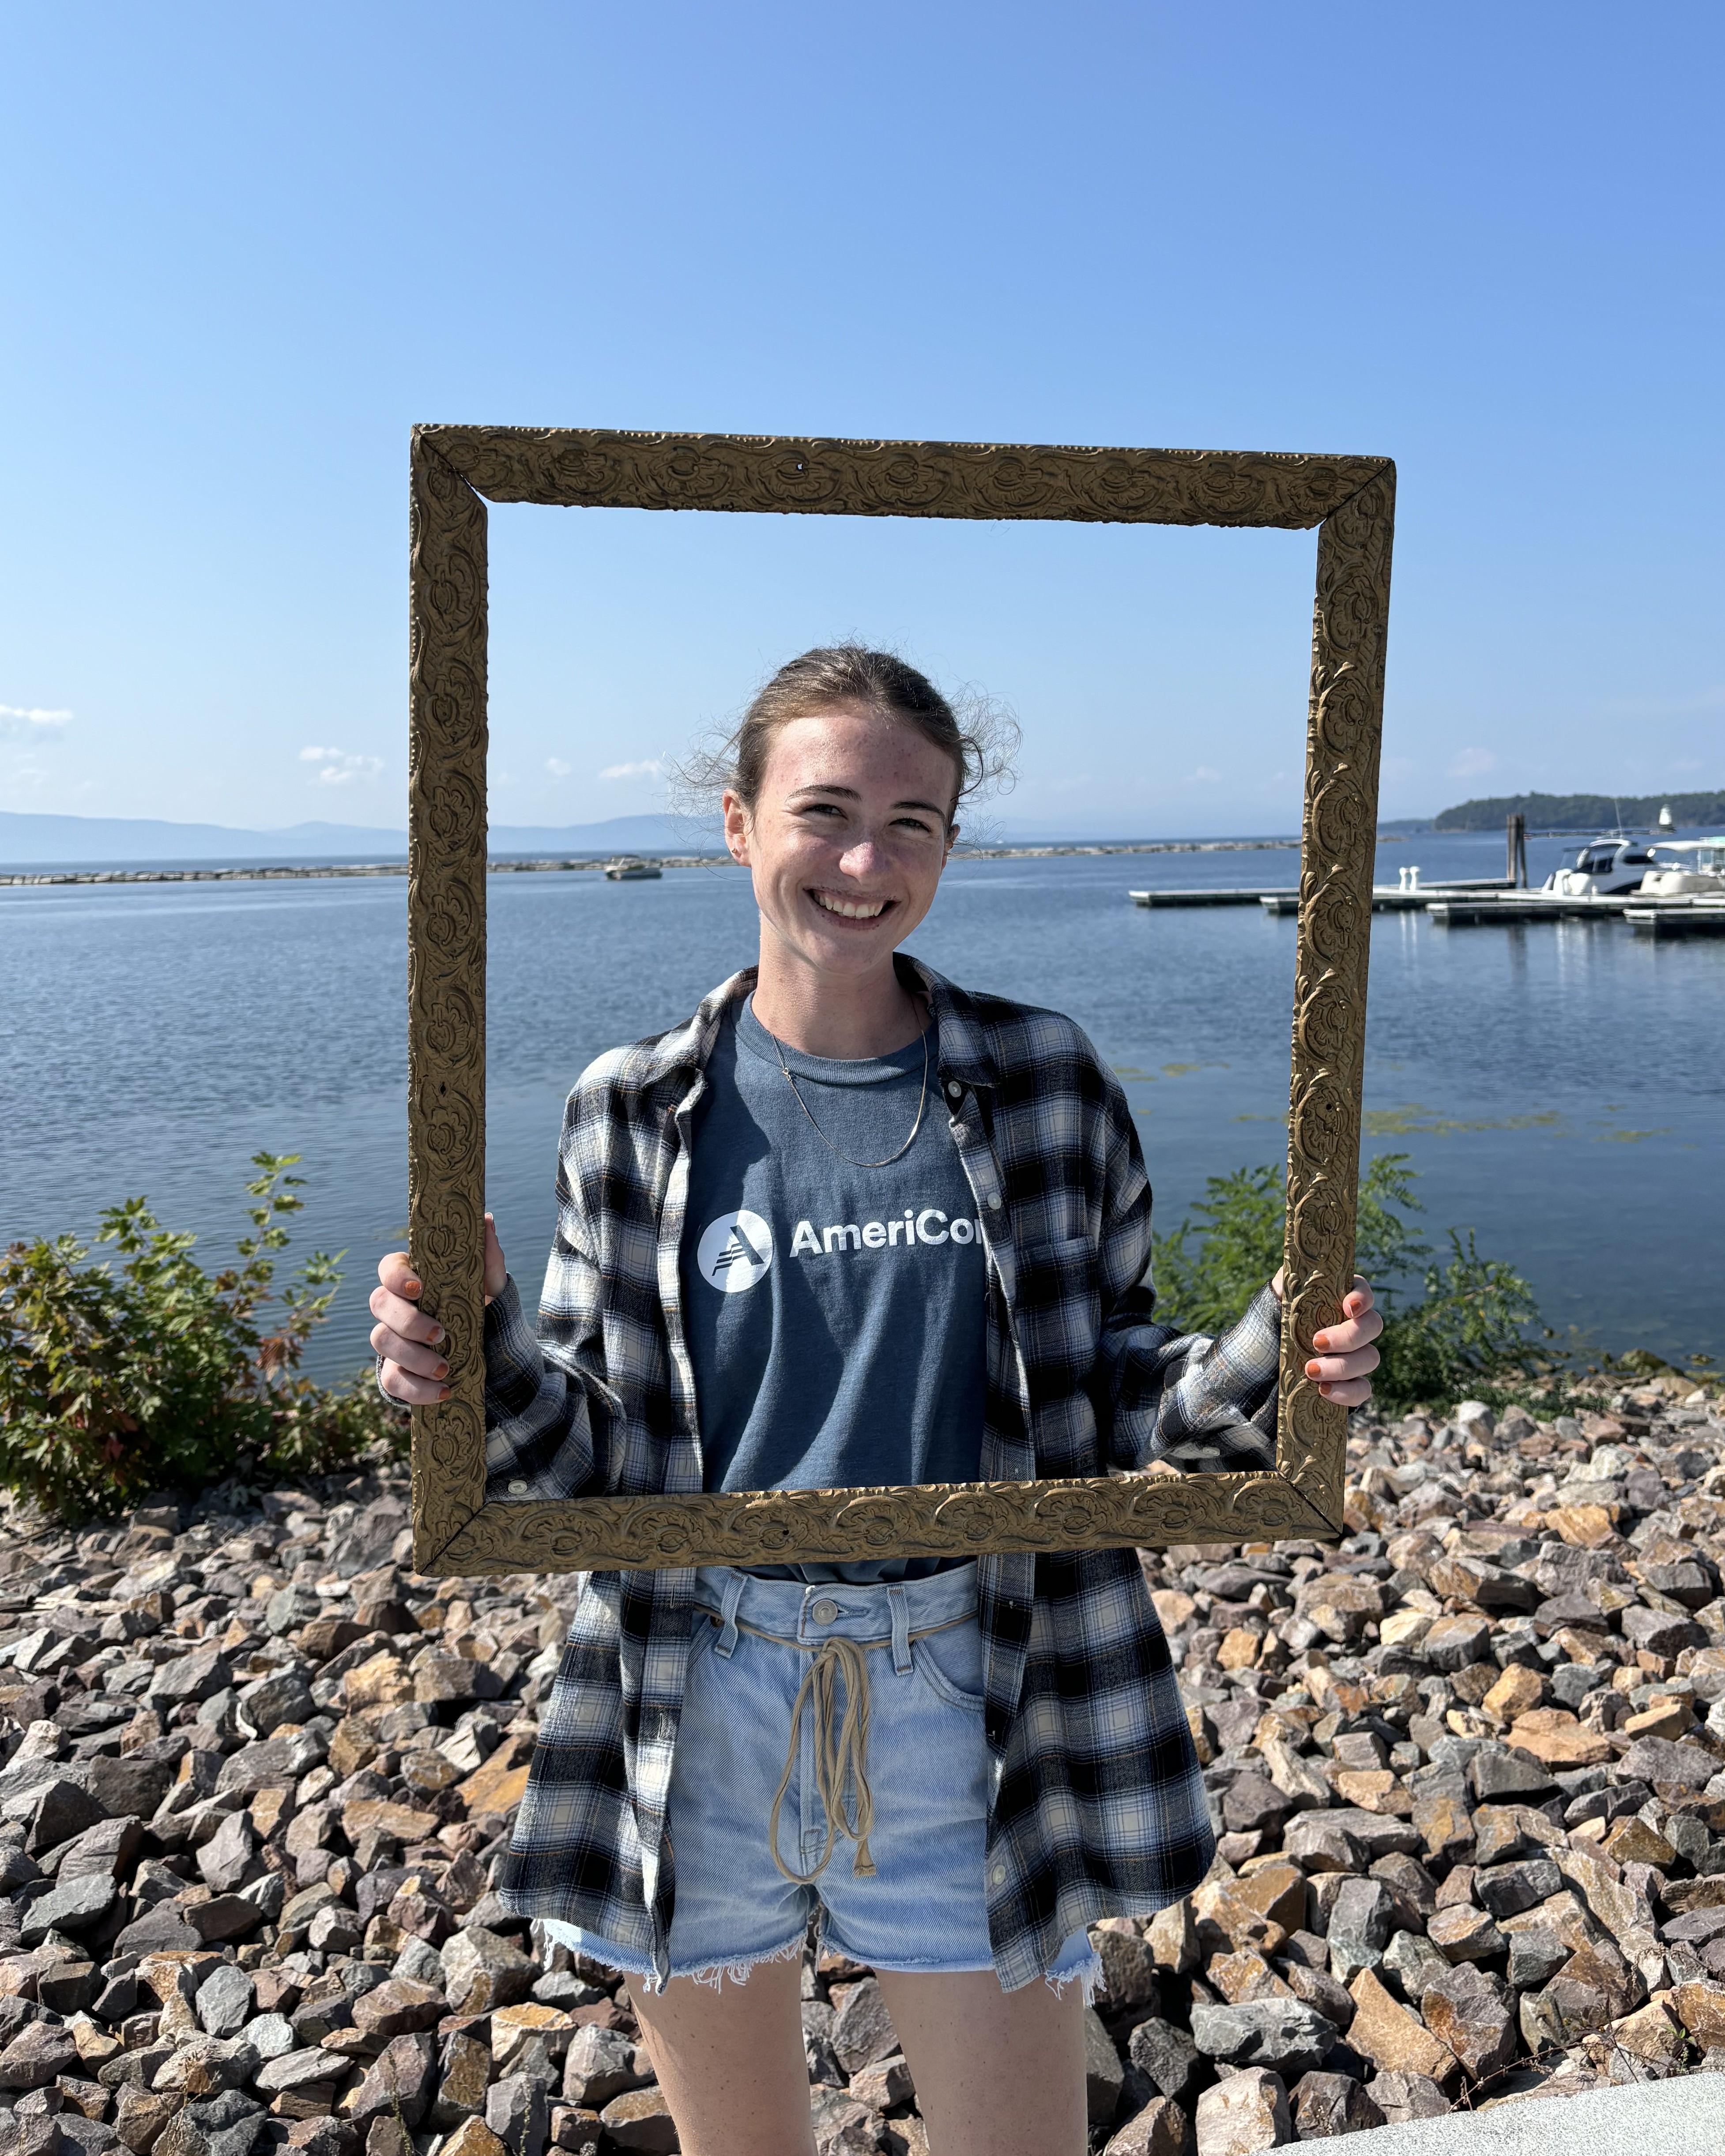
[488,957,1281,1990]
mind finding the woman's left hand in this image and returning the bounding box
[1303,1277,1382,1406]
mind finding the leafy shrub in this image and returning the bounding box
[0,1154,404,1520]
[1152,1152,1540,1412]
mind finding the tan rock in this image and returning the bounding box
[1217,1629,1261,1672]
[1345,1969,1464,2091]
[1673,1978,1725,2050]
[1146,1897,1200,1975]
[1331,1769,1412,1817]
[341,1796,441,1844]
[1259,1738,1330,1812]
[1427,1905,1505,1964]
[1411,1784,1475,1865]
[600,2086,678,2152]
[1193,2066,1289,2155]
[1545,1504,1619,1548]
[439,2122,508,2156]
[1553,1847,1652,1943]
[343,1650,412,1712]
[326,1719,379,1778]
[1232,1862,1307,1937]
[458,1755,532,1819]
[1198,1882,1286,1960]
[1612,1993,1687,2067]
[1623,1697,1694,1741]
[1104,2094,1193,2156]
[1482,1665,1544,1724]
[1208,1950,1292,2004]
[1602,1816,1677,1867]
[1150,1590,1197,1634]
[1506,1708,1612,1767]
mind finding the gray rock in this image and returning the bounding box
[1619,1735,1717,1790]
[1084,2006,1126,2126]
[1289,2071,1384,2138]
[4,1776,104,1858]
[239,2013,294,2060]
[0,2021,81,2091]
[1126,2019,1202,2106]
[485,2073,548,2156]
[196,1812,256,1895]
[214,1729,326,1799]
[1470,1750,1556,1802]
[17,1869,117,1943]
[1190,1999,1334,2077]
[254,2047,342,2094]
[194,1964,255,2039]
[561,2026,648,2109]
[55,1815,144,1884]
[441,1926,536,2015]
[237,1671,316,1736]
[348,2035,436,2129]
[1381,1927,1453,2003]
[1474,1857,1562,1917]
[1326,1878,1397,1983]
[147,1651,232,1706]
[830,1979,899,2076]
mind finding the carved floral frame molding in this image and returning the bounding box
[406,427,1394,1576]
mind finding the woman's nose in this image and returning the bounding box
[838,835,886,877]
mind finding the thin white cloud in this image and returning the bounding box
[0,704,72,734]
[1183,765,1223,784]
[1448,747,1498,778]
[299,745,383,786]
[545,757,572,779]
[599,758,666,782]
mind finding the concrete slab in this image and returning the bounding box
[1335,2070,1725,2154]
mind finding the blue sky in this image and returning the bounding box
[2,2,1719,839]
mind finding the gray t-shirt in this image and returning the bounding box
[682,997,987,1581]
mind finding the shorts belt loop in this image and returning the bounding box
[714,1571,747,1659]
[888,1584,912,1675]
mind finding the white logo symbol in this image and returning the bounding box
[696,1209,774,1293]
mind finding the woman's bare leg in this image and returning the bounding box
[876,1968,1087,2156]
[624,1957,816,2156]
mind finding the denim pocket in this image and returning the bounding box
[911,1619,987,1712]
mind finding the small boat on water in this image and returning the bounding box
[1540,836,1657,897]
[603,856,663,881]
[1639,837,1725,897]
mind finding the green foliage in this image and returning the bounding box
[0,1155,404,1520]
[1433,788,1725,832]
[1152,1152,1542,1413]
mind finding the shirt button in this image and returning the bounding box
[811,1599,839,1625]
[945,1080,964,1100]
[988,1193,1005,1210]
[988,1863,1007,1887]
[507,1479,527,1495]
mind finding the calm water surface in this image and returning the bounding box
[3,831,1720,1377]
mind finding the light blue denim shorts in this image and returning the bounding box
[543,1564,1097,1993]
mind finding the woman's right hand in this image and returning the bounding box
[371,1213,507,1407]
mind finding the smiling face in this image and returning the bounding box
[723,704,960,991]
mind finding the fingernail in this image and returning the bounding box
[438,1387,451,1401]
[404,1277,421,1294]
[429,1325,444,1343]
[1314,1333,1330,1350]
[435,1362,449,1380]
[1305,1360,1321,1378]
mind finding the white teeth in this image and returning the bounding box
[812,891,888,920]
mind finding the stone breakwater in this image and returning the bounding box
[0,1377,1717,2156]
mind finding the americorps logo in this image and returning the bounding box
[696,1210,775,1293]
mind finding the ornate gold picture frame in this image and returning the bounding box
[406,427,1394,1576]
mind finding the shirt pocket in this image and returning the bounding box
[1013,1234,1100,1399]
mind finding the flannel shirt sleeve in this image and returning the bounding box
[1091,1071,1281,1472]
[481,1134,620,1502]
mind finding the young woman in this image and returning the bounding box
[371,647,1381,2156]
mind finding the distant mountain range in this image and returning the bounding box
[0,810,716,865]
[1435,790,1725,832]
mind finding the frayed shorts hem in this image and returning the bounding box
[541,1916,1102,2000]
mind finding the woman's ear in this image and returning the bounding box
[721,788,751,865]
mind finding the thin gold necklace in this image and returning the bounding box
[762,1013,931,1169]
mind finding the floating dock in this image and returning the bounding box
[1129,882,1725,937]
[1129,888,1298,907]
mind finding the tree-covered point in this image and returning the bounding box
[1434,789,1725,832]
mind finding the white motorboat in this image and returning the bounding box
[1638,837,1725,898]
[1540,836,1657,897]
[603,855,663,881]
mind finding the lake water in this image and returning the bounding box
[3,830,1721,1380]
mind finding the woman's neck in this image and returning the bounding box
[748,946,927,1061]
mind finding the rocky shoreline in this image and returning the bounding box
[0,1372,1721,2155]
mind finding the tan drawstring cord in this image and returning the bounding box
[697,1606,972,1887]
[769,1635,877,1883]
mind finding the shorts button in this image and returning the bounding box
[507,1479,527,1495]
[811,1599,839,1625]
[988,1863,1007,1887]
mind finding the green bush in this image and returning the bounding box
[0,1154,404,1520]
[1152,1152,1541,1412]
